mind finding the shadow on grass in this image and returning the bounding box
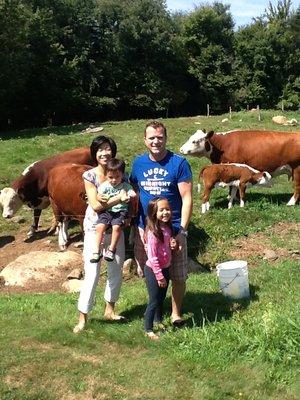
[121,283,260,329]
[187,221,211,262]
[23,228,52,242]
[212,191,292,209]
[0,235,15,248]
[183,283,260,327]
[0,123,90,140]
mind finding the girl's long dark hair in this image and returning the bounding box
[146,197,173,243]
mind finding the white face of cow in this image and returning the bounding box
[179,130,211,157]
[0,187,23,218]
[257,172,272,186]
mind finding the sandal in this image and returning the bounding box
[90,252,102,263]
[104,248,116,262]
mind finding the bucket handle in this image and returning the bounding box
[220,273,241,290]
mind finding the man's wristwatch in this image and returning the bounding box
[179,226,188,237]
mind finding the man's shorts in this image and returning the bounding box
[134,227,188,282]
[98,210,128,226]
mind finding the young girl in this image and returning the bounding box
[144,197,178,340]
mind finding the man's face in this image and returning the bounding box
[144,126,167,158]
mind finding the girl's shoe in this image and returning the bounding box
[145,331,160,340]
[90,252,102,263]
[104,248,116,262]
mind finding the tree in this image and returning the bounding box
[181,2,235,114]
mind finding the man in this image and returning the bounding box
[130,121,193,326]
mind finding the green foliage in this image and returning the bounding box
[182,2,235,113]
[0,0,299,131]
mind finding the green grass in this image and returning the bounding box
[0,110,300,399]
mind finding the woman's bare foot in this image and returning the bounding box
[104,312,127,322]
[73,321,85,333]
[145,331,159,340]
[73,312,87,333]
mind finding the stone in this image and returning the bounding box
[73,241,84,248]
[62,279,82,293]
[67,268,83,280]
[81,126,104,135]
[11,216,25,224]
[263,249,278,261]
[221,118,229,123]
[0,250,82,287]
[123,258,137,276]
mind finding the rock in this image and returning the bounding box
[187,258,207,273]
[73,241,84,248]
[11,216,25,224]
[81,126,104,135]
[62,279,82,293]
[67,268,83,280]
[123,258,137,276]
[272,116,298,126]
[221,118,229,123]
[0,250,82,287]
[263,249,278,261]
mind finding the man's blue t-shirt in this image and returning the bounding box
[130,150,192,231]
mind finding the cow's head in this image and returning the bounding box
[0,187,23,218]
[256,171,272,186]
[179,130,214,158]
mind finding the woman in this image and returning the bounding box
[73,135,127,333]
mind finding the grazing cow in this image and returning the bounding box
[47,163,91,250]
[0,147,94,238]
[180,129,300,205]
[199,163,272,213]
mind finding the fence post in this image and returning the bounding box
[229,106,232,119]
[207,104,210,117]
[257,105,261,121]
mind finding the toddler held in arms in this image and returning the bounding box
[90,158,136,263]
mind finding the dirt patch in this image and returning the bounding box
[229,222,300,262]
[0,226,83,294]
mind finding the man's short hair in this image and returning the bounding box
[144,121,167,137]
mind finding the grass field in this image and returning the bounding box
[0,110,299,399]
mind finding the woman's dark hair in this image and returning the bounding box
[90,135,117,164]
[146,197,172,242]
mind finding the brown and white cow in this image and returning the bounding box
[47,163,91,250]
[199,163,272,213]
[180,129,300,205]
[0,147,94,238]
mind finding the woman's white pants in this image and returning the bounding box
[77,230,125,314]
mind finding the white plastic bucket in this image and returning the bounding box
[216,260,250,300]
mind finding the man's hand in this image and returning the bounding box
[170,237,179,251]
[158,277,167,287]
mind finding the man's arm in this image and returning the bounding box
[178,180,193,231]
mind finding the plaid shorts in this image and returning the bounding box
[134,227,188,282]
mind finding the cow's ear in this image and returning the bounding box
[207,130,214,138]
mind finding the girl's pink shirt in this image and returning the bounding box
[146,226,172,281]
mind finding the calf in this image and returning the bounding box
[0,147,94,238]
[199,163,272,213]
[47,163,91,250]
